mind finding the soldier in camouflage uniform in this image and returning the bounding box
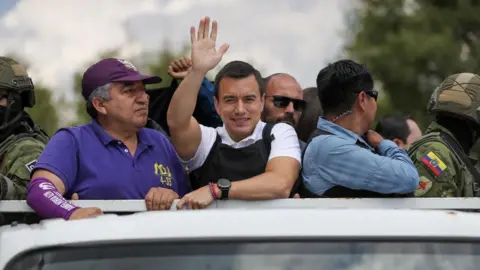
[0,57,49,200]
[407,73,480,197]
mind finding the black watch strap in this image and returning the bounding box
[217,178,231,200]
[219,187,229,200]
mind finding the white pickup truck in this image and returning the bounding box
[1,198,480,270]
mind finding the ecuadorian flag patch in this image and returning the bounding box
[421,152,447,176]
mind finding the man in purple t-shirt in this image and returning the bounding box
[26,58,190,221]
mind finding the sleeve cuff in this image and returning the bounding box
[377,139,398,155]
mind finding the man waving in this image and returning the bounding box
[167,17,301,209]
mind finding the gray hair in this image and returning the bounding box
[86,83,112,118]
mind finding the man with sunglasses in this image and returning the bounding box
[262,73,306,127]
[299,59,418,198]
[262,74,307,151]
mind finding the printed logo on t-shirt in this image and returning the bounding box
[25,159,37,172]
[154,163,172,187]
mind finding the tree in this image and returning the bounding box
[25,85,59,136]
[145,42,191,88]
[345,0,480,128]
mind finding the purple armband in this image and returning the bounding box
[26,177,79,220]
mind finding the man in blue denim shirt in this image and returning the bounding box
[301,60,419,197]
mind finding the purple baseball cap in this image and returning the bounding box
[81,58,162,100]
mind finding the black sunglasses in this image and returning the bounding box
[354,90,378,101]
[267,95,306,111]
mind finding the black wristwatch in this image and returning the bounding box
[217,178,231,200]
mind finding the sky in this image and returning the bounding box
[0,0,348,105]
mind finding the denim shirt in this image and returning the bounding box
[301,117,419,195]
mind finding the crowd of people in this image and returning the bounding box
[1,16,480,221]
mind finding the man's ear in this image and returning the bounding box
[357,92,368,112]
[92,98,107,116]
[214,96,220,115]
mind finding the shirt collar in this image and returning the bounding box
[316,117,372,149]
[218,120,264,145]
[91,119,154,148]
[138,128,155,148]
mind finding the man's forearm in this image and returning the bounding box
[167,69,208,129]
[226,172,293,200]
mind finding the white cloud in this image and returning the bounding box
[0,0,347,121]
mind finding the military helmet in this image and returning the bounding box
[427,72,480,126]
[0,57,35,108]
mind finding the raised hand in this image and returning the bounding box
[168,57,192,79]
[190,16,229,73]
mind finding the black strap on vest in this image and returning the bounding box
[440,132,480,196]
[262,123,275,154]
[291,128,333,198]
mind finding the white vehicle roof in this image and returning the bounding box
[2,207,480,269]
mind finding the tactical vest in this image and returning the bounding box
[295,128,409,198]
[0,121,49,159]
[189,123,276,190]
[407,131,480,197]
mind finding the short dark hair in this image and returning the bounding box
[316,59,374,116]
[296,87,323,142]
[214,61,264,99]
[375,114,410,142]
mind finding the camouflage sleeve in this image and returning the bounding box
[410,141,463,197]
[0,173,27,200]
[0,139,44,200]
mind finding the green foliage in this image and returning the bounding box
[146,43,191,89]
[25,85,59,136]
[345,0,480,128]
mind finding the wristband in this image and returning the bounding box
[208,182,218,200]
[26,177,79,220]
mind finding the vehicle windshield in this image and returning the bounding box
[6,240,480,270]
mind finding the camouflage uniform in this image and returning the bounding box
[0,57,49,200]
[407,73,480,197]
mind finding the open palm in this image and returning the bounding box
[190,17,229,73]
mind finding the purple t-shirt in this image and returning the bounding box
[33,120,190,199]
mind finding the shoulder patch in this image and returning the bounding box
[25,159,37,172]
[414,176,433,196]
[421,151,447,176]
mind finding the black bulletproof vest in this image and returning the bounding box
[295,128,409,198]
[189,123,275,190]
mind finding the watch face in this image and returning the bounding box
[217,178,230,188]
